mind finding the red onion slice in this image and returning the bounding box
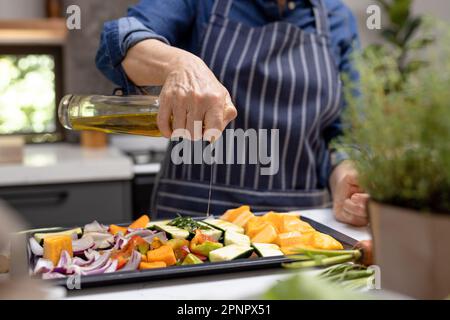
[83,232,114,249]
[142,232,168,244]
[42,272,66,279]
[79,250,111,272]
[29,237,44,256]
[72,235,95,255]
[34,258,54,274]
[84,220,109,233]
[121,250,141,271]
[56,250,72,268]
[72,256,94,267]
[105,259,118,273]
[125,229,155,239]
[81,258,114,276]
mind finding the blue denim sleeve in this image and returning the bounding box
[95,0,196,94]
[322,1,360,185]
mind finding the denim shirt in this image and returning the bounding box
[95,0,359,159]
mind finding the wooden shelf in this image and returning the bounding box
[0,18,67,45]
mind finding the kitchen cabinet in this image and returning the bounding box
[0,180,131,228]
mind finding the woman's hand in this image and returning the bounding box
[122,39,237,141]
[329,160,370,226]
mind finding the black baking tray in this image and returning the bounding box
[25,214,357,289]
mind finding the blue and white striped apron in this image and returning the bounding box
[152,0,343,219]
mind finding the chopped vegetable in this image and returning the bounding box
[147,245,177,266]
[129,215,150,230]
[43,235,73,266]
[34,227,82,244]
[109,224,128,236]
[221,205,251,222]
[251,224,278,244]
[182,253,204,265]
[139,261,167,270]
[168,215,209,233]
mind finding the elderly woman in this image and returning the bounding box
[96,0,369,226]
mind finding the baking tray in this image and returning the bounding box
[25,215,357,289]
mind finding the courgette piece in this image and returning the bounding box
[252,243,284,257]
[153,224,189,239]
[202,219,244,234]
[197,222,223,241]
[224,231,250,247]
[34,227,82,244]
[209,245,254,262]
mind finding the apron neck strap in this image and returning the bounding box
[211,0,233,18]
[309,0,330,38]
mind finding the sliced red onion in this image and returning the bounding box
[105,259,118,273]
[29,237,43,256]
[81,258,115,276]
[79,250,111,272]
[34,258,54,274]
[42,272,66,279]
[121,250,141,271]
[57,250,72,268]
[84,248,100,261]
[84,220,109,233]
[125,229,155,239]
[72,235,95,255]
[72,255,94,267]
[83,232,114,249]
[112,234,129,250]
[142,232,168,244]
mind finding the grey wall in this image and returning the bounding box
[63,0,138,95]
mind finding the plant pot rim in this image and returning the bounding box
[368,200,448,216]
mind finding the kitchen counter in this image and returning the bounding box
[66,209,371,300]
[0,143,134,187]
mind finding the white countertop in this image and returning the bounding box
[0,144,134,187]
[66,209,371,300]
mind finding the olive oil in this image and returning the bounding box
[71,113,162,137]
[58,94,163,137]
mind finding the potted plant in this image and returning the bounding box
[337,18,450,299]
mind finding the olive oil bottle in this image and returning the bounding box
[58,94,163,137]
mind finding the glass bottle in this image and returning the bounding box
[58,94,163,137]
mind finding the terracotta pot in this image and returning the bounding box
[369,201,450,299]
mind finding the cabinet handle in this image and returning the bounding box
[2,191,69,207]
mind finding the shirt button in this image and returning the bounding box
[288,1,296,10]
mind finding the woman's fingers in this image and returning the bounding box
[351,193,370,207]
[157,95,173,138]
[343,198,366,218]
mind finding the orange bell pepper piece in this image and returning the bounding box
[109,224,128,235]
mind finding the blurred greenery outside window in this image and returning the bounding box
[0,54,59,141]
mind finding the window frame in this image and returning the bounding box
[0,44,65,142]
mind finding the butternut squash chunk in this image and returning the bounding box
[221,205,251,222]
[109,224,128,235]
[139,261,167,270]
[251,224,278,244]
[147,245,177,266]
[43,235,73,266]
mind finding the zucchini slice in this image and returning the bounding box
[209,245,254,262]
[34,227,82,244]
[153,224,190,239]
[224,231,250,247]
[202,219,244,234]
[252,243,284,257]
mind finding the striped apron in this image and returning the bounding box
[152,0,343,219]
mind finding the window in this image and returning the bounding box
[0,46,63,142]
